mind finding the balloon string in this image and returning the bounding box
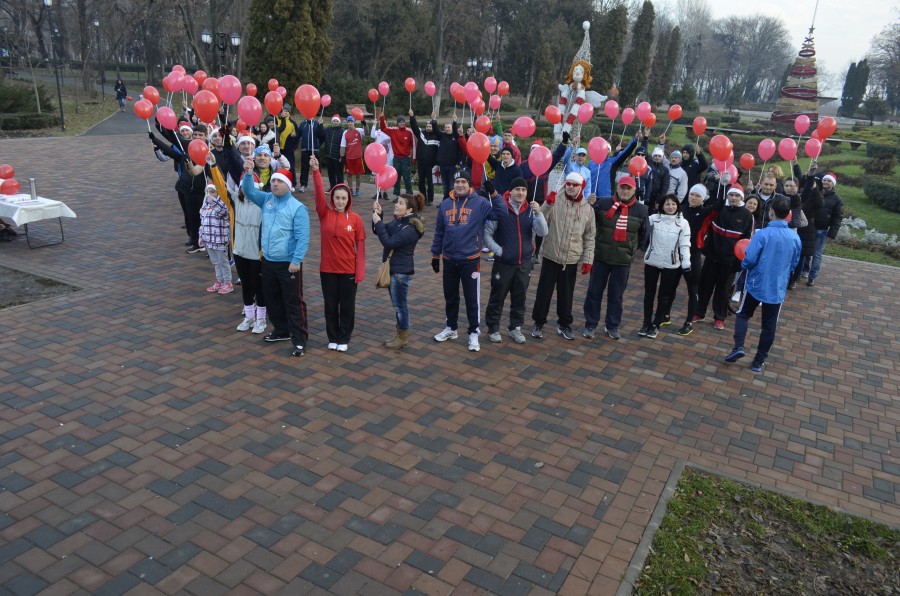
[757,160,767,187]
[609,118,616,145]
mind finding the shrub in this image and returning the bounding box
[0,81,55,113]
[0,112,60,130]
[863,156,896,176]
[866,143,899,159]
[864,177,900,213]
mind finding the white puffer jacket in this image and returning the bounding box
[232,196,263,260]
[644,213,691,270]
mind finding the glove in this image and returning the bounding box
[483,180,495,196]
[431,257,441,273]
[148,132,155,140]
[562,131,571,145]
[581,263,592,275]
[545,192,557,206]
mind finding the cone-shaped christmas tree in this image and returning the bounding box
[771,26,819,125]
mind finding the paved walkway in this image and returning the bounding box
[1,130,898,595]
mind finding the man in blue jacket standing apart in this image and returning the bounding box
[242,159,310,357]
[724,196,800,372]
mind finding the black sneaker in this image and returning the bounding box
[806,279,815,287]
[291,344,305,357]
[263,332,291,342]
[751,360,766,372]
[724,347,746,363]
[646,325,659,339]
[557,326,574,340]
[659,315,671,326]
[186,245,203,253]
[677,322,693,336]
[787,280,796,290]
[637,324,650,337]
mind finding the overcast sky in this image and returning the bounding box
[705,0,898,93]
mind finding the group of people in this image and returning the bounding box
[146,100,843,371]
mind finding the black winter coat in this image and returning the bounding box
[798,178,824,256]
[373,213,425,275]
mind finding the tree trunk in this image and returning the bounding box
[431,0,446,115]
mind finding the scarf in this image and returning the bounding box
[605,200,630,242]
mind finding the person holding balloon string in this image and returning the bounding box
[408,110,441,205]
[296,108,323,193]
[379,113,415,201]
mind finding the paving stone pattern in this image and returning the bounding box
[0,133,898,595]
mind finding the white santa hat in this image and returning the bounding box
[237,135,255,146]
[270,168,294,191]
[205,183,217,193]
[689,183,708,200]
[822,173,837,186]
[565,172,585,185]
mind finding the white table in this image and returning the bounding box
[0,194,77,248]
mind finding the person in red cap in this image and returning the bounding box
[582,175,650,340]
[692,184,753,330]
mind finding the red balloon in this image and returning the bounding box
[181,76,198,95]
[544,105,562,125]
[294,84,321,120]
[378,81,390,96]
[133,99,153,120]
[0,164,14,179]
[364,143,388,173]
[424,81,436,97]
[667,104,682,121]
[193,90,220,124]
[621,108,635,126]
[1,178,21,195]
[450,83,466,104]
[708,134,733,161]
[777,137,797,161]
[218,75,242,106]
[511,116,535,137]
[126,96,132,102]
[267,79,279,92]
[628,156,648,177]
[484,76,497,94]
[489,94,501,111]
[475,115,492,134]
[246,83,257,97]
[692,116,707,136]
[237,95,263,127]
[758,139,776,162]
[143,86,160,106]
[464,82,479,104]
[641,112,657,128]
[201,77,220,102]
[636,101,652,122]
[472,98,486,116]
[321,94,332,108]
[588,137,610,164]
[351,107,365,122]
[817,116,837,138]
[734,238,751,260]
[803,138,822,159]
[156,106,177,130]
[497,81,509,97]
[466,132,492,164]
[794,115,811,136]
[168,70,184,92]
[264,91,283,116]
[235,119,248,133]
[172,64,186,74]
[161,75,174,93]
[739,153,755,171]
[193,70,208,87]
[276,86,287,99]
[188,138,209,165]
[375,165,398,190]
[809,129,822,140]
[578,103,594,124]
[527,146,552,176]
[368,88,379,103]
[604,100,619,120]
[404,77,416,93]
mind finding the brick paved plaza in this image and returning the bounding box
[1,118,898,594]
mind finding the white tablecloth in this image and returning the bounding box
[0,194,77,227]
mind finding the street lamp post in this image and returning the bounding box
[466,58,493,81]
[92,18,104,100]
[42,0,65,131]
[201,29,240,76]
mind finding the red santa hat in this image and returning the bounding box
[531,139,544,150]
[726,184,745,199]
[822,173,837,186]
[270,169,294,191]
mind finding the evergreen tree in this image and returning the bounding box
[668,82,699,112]
[646,26,680,104]
[617,1,655,106]
[534,42,556,110]
[591,5,628,95]
[244,0,333,95]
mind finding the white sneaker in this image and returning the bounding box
[488,331,502,343]
[237,318,254,331]
[731,291,742,302]
[251,319,267,334]
[434,327,458,342]
[336,344,348,352]
[509,327,527,344]
[468,333,480,352]
[327,343,337,350]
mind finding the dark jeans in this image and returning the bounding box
[389,273,412,330]
[320,272,357,344]
[185,191,204,246]
[442,258,481,334]
[733,291,782,364]
[661,248,701,323]
[323,156,344,189]
[583,260,631,331]
[417,160,435,203]
[695,258,734,321]
[234,254,265,307]
[393,156,413,196]
[261,259,308,346]
[485,260,533,332]
[299,150,314,187]
[531,258,578,327]
[176,189,190,235]
[643,265,682,326]
[440,164,456,198]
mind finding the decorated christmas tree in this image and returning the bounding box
[771,25,819,125]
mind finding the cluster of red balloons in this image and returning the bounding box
[364,143,397,190]
[708,134,738,182]
[754,116,837,164]
[0,164,20,195]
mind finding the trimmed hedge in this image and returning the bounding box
[866,143,899,159]
[864,177,900,213]
[0,112,60,130]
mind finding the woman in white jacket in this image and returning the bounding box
[640,194,691,338]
